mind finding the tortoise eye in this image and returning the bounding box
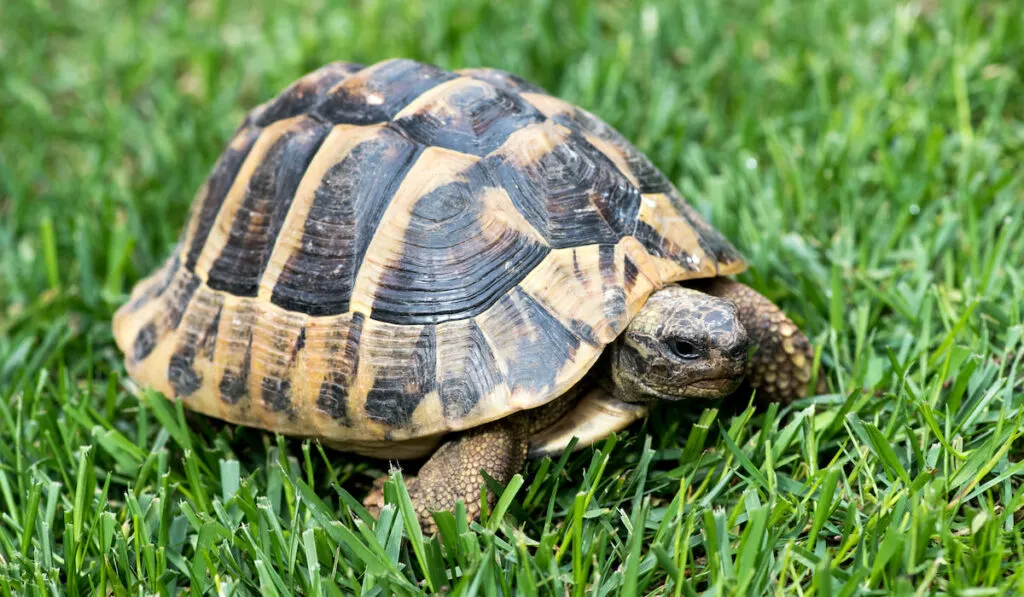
[670,339,703,360]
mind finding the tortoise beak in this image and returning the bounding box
[686,376,743,394]
[665,371,745,399]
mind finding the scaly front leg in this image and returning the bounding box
[364,419,529,532]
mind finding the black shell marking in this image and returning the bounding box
[488,131,640,248]
[314,59,458,125]
[270,129,422,316]
[185,126,261,270]
[632,221,701,272]
[369,169,550,325]
[261,377,292,413]
[253,62,364,127]
[476,288,586,396]
[436,319,501,420]
[168,299,222,398]
[364,325,436,427]
[206,119,329,296]
[164,270,201,332]
[314,312,364,424]
[132,322,158,362]
[219,335,252,405]
[392,78,545,156]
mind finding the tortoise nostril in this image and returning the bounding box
[726,338,750,360]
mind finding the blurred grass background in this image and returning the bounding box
[1,0,1023,594]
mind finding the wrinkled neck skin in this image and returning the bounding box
[605,285,750,404]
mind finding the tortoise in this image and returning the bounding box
[113,58,818,530]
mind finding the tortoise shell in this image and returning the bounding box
[112,59,745,445]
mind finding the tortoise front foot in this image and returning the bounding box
[362,474,393,518]
[696,278,822,404]
[364,473,438,531]
[363,420,528,533]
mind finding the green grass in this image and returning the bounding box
[2,0,1023,594]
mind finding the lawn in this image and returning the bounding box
[2,0,1023,594]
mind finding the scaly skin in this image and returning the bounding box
[365,420,527,534]
[364,281,820,531]
[363,390,582,533]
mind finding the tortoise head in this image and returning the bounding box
[609,285,748,402]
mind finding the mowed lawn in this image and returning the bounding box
[2,0,1023,594]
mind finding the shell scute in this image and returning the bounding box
[247,303,309,433]
[205,117,330,297]
[363,324,437,428]
[392,77,545,156]
[213,297,256,410]
[250,61,364,126]
[266,125,422,316]
[308,311,364,429]
[486,121,641,248]
[518,242,656,347]
[357,148,550,325]
[521,92,672,194]
[181,125,262,270]
[435,318,504,421]
[475,287,600,407]
[167,288,224,399]
[313,59,458,125]
[456,67,547,95]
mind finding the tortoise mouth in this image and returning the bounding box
[673,375,744,399]
[688,377,741,391]
[640,374,745,401]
